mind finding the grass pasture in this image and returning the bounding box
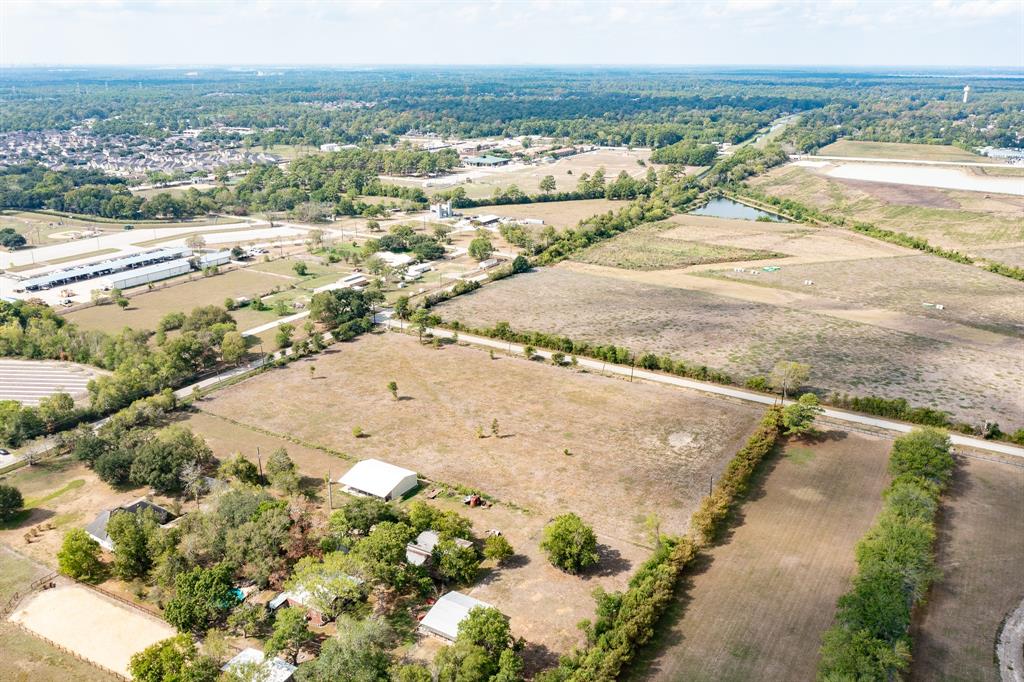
[704,253,1024,337]
[467,198,628,230]
[574,221,783,270]
[457,148,653,199]
[910,455,1024,681]
[634,433,892,682]
[192,331,764,655]
[63,267,287,334]
[437,267,1024,428]
[749,164,1024,252]
[816,140,995,163]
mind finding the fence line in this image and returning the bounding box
[9,621,129,680]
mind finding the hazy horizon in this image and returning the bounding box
[3,0,1021,68]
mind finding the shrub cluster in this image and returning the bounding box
[818,427,955,680]
[539,537,697,682]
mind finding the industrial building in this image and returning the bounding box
[18,247,190,291]
[464,155,511,167]
[198,250,232,268]
[100,259,192,290]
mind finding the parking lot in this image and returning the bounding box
[0,359,101,405]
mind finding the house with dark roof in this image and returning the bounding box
[84,499,176,551]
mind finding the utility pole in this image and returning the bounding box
[256,447,263,479]
[326,470,333,511]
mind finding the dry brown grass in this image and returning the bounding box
[574,221,782,270]
[633,433,892,682]
[749,164,1024,251]
[63,267,287,333]
[817,140,994,163]
[468,198,629,230]
[199,332,762,544]
[437,267,1024,428]
[910,455,1024,681]
[703,253,1024,337]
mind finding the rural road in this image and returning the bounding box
[383,317,1024,459]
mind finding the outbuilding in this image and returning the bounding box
[221,648,296,682]
[419,591,495,641]
[406,530,474,567]
[339,459,418,501]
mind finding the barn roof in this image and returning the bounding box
[339,459,417,499]
[419,591,493,641]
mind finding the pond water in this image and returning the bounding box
[688,197,786,221]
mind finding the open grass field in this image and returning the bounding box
[910,455,1024,682]
[816,140,995,163]
[468,198,628,229]
[632,432,892,682]
[574,220,783,270]
[0,547,122,682]
[191,331,764,655]
[749,164,1024,252]
[704,253,1024,337]
[459,148,653,200]
[198,332,762,544]
[63,267,288,333]
[1,210,225,246]
[437,267,1024,428]
[659,213,908,264]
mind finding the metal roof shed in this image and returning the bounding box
[221,648,296,682]
[338,459,418,501]
[420,591,495,641]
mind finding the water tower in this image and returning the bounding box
[962,85,971,103]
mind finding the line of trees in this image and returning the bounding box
[818,428,955,679]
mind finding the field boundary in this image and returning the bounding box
[386,319,1024,458]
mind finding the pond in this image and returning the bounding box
[688,197,786,222]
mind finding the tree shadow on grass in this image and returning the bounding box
[801,428,848,444]
[580,543,632,580]
[0,508,55,530]
[521,640,562,677]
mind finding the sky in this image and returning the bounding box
[1,0,1022,68]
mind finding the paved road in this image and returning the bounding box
[384,318,1024,459]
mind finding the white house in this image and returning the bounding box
[339,459,418,501]
[420,591,495,641]
[221,648,296,682]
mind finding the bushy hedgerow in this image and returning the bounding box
[689,407,783,545]
[817,427,955,680]
[538,536,697,682]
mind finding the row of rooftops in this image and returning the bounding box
[18,247,232,292]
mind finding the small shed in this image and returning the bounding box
[420,591,495,641]
[221,648,296,682]
[339,459,418,501]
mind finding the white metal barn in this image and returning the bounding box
[338,459,418,501]
[420,591,495,641]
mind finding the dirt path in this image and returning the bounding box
[560,261,1018,353]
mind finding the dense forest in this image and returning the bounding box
[3,67,1019,150]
